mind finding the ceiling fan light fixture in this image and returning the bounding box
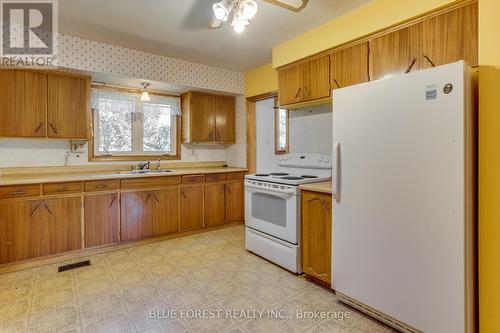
[239,0,258,20]
[213,0,233,22]
[232,15,248,33]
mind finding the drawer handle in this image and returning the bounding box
[34,122,44,133]
[49,123,59,134]
[9,191,26,196]
[405,58,417,74]
[109,196,116,207]
[96,184,108,189]
[31,204,40,217]
[423,55,436,68]
[44,203,54,215]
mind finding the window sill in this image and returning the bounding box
[89,154,181,162]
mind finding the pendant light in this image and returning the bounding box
[140,83,151,102]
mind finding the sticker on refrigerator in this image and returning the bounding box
[425,89,438,100]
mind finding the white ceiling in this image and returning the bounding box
[59,0,370,72]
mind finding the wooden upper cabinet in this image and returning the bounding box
[301,55,331,101]
[215,95,235,142]
[152,188,180,236]
[331,42,369,90]
[370,24,422,80]
[421,2,478,68]
[180,185,203,231]
[47,74,89,139]
[226,180,244,222]
[278,55,331,106]
[204,183,226,227]
[84,193,119,248]
[0,70,47,137]
[278,64,302,106]
[181,91,235,143]
[301,191,332,285]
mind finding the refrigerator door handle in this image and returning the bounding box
[333,141,340,203]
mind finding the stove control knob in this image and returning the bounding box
[319,156,324,162]
[325,157,331,163]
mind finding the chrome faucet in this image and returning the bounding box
[138,161,150,170]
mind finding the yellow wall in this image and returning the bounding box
[272,0,456,68]
[478,0,500,331]
[245,63,278,97]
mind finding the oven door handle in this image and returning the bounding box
[245,183,297,196]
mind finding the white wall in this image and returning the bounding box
[256,98,280,173]
[289,104,332,155]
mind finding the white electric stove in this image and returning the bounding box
[244,153,332,273]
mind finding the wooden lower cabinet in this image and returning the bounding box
[180,185,204,231]
[0,196,81,264]
[121,191,153,242]
[301,190,332,285]
[204,183,226,227]
[152,188,180,236]
[84,193,119,247]
[226,180,244,222]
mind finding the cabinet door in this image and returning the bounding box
[0,70,47,137]
[301,55,331,101]
[331,43,369,90]
[278,64,302,106]
[226,180,244,222]
[47,74,88,139]
[121,191,153,241]
[204,183,226,227]
[0,200,34,264]
[370,24,421,80]
[152,188,179,236]
[301,191,332,284]
[421,3,478,68]
[180,185,203,231]
[42,197,82,255]
[84,194,119,247]
[190,92,215,142]
[215,95,235,143]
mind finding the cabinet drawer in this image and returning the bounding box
[121,176,181,190]
[205,173,227,182]
[0,184,40,200]
[181,175,205,184]
[84,179,120,192]
[227,172,245,180]
[43,181,82,195]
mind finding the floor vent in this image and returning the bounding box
[58,260,91,272]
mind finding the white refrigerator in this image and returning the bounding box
[331,61,476,333]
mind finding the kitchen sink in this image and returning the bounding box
[116,169,174,175]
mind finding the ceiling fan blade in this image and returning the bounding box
[263,0,309,12]
[209,16,223,29]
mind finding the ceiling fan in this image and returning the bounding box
[209,0,309,33]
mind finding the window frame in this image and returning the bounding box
[88,87,182,162]
[274,99,289,155]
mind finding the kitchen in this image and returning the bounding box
[0,0,496,332]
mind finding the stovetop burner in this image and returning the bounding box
[281,176,304,180]
[270,172,289,176]
[255,174,270,177]
[302,175,319,179]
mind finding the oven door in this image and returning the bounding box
[245,181,299,244]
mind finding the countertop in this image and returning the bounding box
[0,167,247,186]
[299,181,332,194]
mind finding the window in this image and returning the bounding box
[91,88,181,160]
[275,106,289,155]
